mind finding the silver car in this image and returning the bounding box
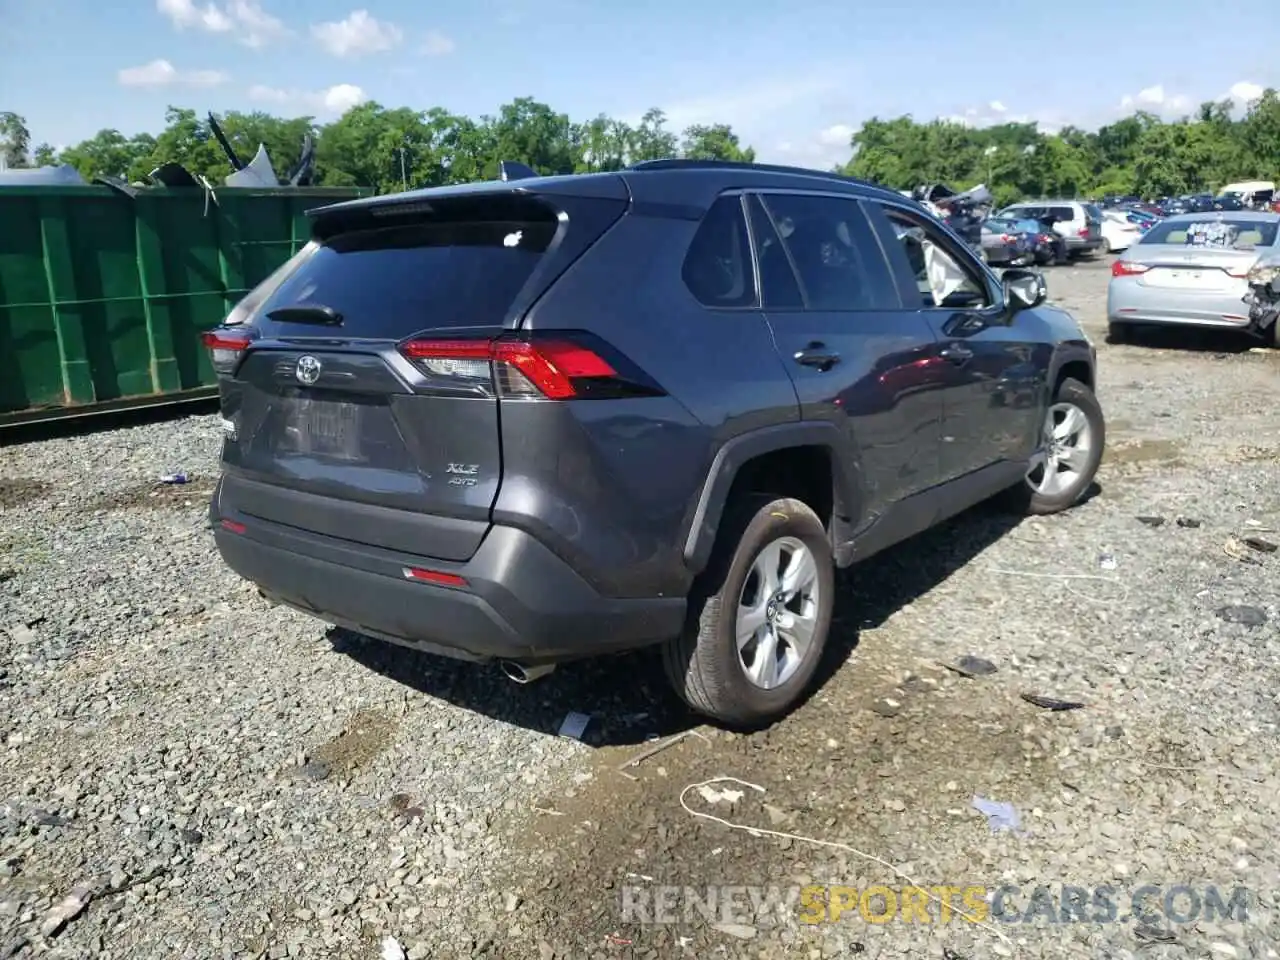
[1106,211,1280,341]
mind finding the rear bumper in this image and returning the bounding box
[1065,236,1104,253]
[210,481,686,663]
[1108,280,1254,329]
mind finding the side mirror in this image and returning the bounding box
[1002,268,1047,311]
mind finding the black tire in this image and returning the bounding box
[1106,322,1130,344]
[662,496,835,729]
[1001,377,1105,516]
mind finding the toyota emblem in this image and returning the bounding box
[295,355,322,385]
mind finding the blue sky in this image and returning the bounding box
[3,0,1278,169]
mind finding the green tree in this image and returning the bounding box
[0,111,32,168]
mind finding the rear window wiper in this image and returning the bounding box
[266,303,344,326]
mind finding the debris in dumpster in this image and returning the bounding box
[380,936,407,960]
[604,933,633,946]
[1216,605,1268,627]
[1243,536,1277,554]
[1176,517,1202,528]
[1136,515,1166,527]
[1021,694,1086,711]
[971,796,1020,833]
[158,472,189,485]
[946,655,997,678]
[1098,553,1117,570]
[941,949,966,960]
[557,712,591,740]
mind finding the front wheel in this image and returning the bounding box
[1002,377,1105,516]
[662,496,835,729]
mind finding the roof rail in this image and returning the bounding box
[626,158,885,192]
[499,160,539,182]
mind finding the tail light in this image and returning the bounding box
[200,329,252,374]
[1111,260,1150,277]
[1225,266,1251,278]
[1078,226,1090,238]
[398,333,665,401]
[1000,233,1016,243]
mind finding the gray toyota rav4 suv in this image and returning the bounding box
[204,159,1104,728]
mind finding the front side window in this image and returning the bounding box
[682,195,757,308]
[872,204,994,310]
[755,193,897,311]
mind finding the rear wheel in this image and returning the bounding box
[1106,322,1130,344]
[1003,377,1105,516]
[663,496,834,729]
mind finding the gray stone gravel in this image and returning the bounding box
[2,257,1279,960]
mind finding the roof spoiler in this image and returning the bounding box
[499,160,538,182]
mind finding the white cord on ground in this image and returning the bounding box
[983,565,1130,605]
[678,776,1016,950]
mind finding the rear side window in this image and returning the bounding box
[682,196,757,308]
[253,204,559,338]
[756,193,898,311]
[1051,206,1076,222]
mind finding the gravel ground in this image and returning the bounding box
[2,256,1278,960]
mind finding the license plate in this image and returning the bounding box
[1156,269,1203,286]
[292,398,362,459]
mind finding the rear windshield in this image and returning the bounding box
[1139,217,1279,249]
[251,208,558,338]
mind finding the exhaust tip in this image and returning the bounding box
[500,660,556,684]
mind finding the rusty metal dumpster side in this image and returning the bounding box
[0,184,366,428]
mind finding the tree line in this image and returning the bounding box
[2,87,1278,203]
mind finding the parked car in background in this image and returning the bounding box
[1100,210,1142,253]
[997,201,1105,259]
[1107,211,1280,343]
[1212,195,1245,211]
[981,218,1038,266]
[1118,207,1160,230]
[996,216,1068,265]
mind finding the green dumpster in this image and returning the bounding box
[0,184,367,428]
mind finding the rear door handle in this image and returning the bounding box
[940,344,973,363]
[794,342,841,370]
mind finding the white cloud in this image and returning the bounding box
[628,71,847,134]
[817,124,855,148]
[248,83,367,115]
[227,0,289,48]
[118,59,229,88]
[1119,83,1192,115]
[1227,80,1264,105]
[156,0,288,48]
[420,29,455,56]
[312,10,403,58]
[156,0,232,32]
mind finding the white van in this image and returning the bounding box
[1218,181,1275,208]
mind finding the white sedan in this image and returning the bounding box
[1101,210,1142,253]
